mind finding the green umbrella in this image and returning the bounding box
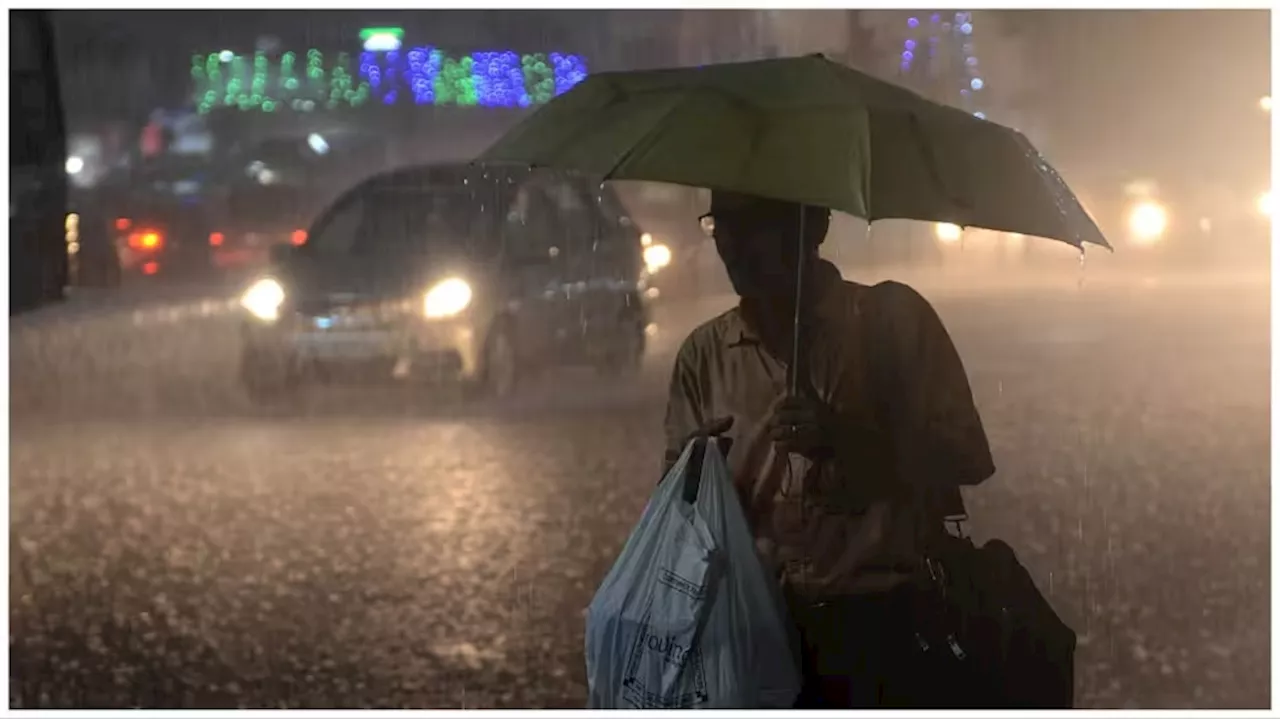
[480,54,1109,250]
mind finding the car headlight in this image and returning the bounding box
[643,243,673,274]
[423,277,473,319]
[241,277,285,321]
[1257,191,1272,218]
[1127,201,1168,245]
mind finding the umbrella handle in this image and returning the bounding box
[788,207,807,397]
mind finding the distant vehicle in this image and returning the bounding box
[107,194,209,279]
[207,183,314,272]
[237,162,648,401]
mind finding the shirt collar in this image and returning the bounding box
[725,260,844,347]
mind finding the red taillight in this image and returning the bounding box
[142,261,160,276]
[128,230,164,250]
[290,229,308,246]
[115,217,132,231]
[209,232,225,247]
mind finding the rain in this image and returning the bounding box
[9,9,1271,709]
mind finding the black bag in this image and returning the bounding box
[862,282,1077,708]
[910,525,1077,708]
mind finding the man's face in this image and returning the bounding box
[706,197,824,301]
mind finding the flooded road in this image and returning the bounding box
[10,276,1269,708]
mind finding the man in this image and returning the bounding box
[662,190,995,708]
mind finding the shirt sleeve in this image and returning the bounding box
[876,281,995,490]
[662,335,706,478]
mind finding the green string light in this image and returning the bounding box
[522,53,555,105]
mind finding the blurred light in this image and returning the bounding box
[362,33,402,53]
[930,13,941,23]
[935,223,963,243]
[700,215,715,237]
[290,229,308,246]
[1005,232,1025,247]
[1261,96,1272,113]
[643,243,673,274]
[65,213,78,232]
[970,77,984,91]
[129,231,163,250]
[218,50,234,63]
[902,51,914,62]
[115,217,132,231]
[973,111,987,120]
[142,261,160,276]
[640,232,654,247]
[907,16,919,28]
[904,39,917,51]
[258,169,278,185]
[966,56,978,67]
[307,132,330,155]
[423,277,473,318]
[1127,201,1168,244]
[209,232,225,247]
[241,277,285,321]
[360,27,404,53]
[1257,191,1272,217]
[65,156,84,175]
[960,22,973,35]
[1198,217,1213,234]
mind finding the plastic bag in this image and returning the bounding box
[585,438,801,709]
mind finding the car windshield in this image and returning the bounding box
[301,181,479,259]
[226,184,311,227]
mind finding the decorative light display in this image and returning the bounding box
[897,10,987,120]
[193,46,587,112]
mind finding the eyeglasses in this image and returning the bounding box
[699,206,831,239]
[698,213,716,238]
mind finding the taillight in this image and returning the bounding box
[128,230,164,250]
[291,229,308,246]
[142,261,160,276]
[115,217,132,231]
[209,232,225,247]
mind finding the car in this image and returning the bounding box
[237,162,649,402]
[207,183,314,274]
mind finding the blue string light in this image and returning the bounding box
[473,50,530,108]
[550,53,588,96]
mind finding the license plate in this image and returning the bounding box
[292,330,391,359]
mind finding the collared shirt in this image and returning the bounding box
[662,262,994,598]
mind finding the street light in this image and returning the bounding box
[934,222,963,243]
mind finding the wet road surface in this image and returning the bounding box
[9,277,1270,708]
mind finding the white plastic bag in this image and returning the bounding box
[585,439,801,709]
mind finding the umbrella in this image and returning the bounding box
[478,54,1110,390]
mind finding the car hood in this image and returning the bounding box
[281,252,477,312]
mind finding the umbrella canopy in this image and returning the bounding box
[480,54,1109,250]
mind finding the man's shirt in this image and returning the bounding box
[663,262,994,598]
